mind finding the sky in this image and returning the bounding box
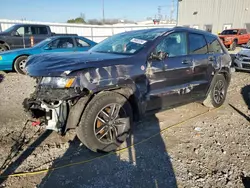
[0,0,177,22]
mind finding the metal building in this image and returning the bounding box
[177,0,250,34]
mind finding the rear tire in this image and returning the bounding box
[0,44,7,52]
[14,56,28,74]
[230,40,237,51]
[203,74,228,108]
[76,91,133,152]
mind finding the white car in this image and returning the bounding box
[234,45,250,71]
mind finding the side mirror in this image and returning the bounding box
[44,45,52,50]
[150,51,168,61]
[158,51,168,60]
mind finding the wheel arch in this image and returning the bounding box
[206,68,231,96]
[64,80,143,133]
[219,67,231,84]
[12,54,30,70]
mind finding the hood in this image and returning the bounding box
[26,51,132,77]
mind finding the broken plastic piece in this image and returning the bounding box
[31,120,41,127]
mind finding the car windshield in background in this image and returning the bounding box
[90,29,166,54]
[32,38,53,48]
[221,29,238,35]
[3,25,16,33]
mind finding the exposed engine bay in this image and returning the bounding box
[22,77,88,133]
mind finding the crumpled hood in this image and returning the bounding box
[26,51,132,77]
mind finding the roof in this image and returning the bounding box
[121,28,172,35]
[48,35,79,40]
[14,23,48,27]
[173,26,218,37]
[117,27,218,39]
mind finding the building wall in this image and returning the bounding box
[178,0,250,34]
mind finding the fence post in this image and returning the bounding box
[65,26,68,34]
[91,27,94,41]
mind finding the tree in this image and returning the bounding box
[67,13,86,24]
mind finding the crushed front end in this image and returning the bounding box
[23,75,90,133]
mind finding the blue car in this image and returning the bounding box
[0,35,96,74]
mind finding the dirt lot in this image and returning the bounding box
[0,68,250,187]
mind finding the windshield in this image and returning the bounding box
[32,38,53,48]
[3,25,16,33]
[221,29,239,35]
[90,29,165,55]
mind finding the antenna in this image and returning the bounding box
[170,0,175,23]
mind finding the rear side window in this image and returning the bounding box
[37,27,48,35]
[205,35,223,54]
[188,33,208,54]
[30,26,48,35]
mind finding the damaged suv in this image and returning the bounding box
[23,27,232,152]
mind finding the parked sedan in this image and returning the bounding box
[0,35,96,74]
[234,45,250,71]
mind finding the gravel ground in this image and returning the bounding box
[0,68,249,188]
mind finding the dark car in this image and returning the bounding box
[0,24,77,52]
[23,27,232,152]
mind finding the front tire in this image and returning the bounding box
[76,91,133,152]
[14,56,28,74]
[203,74,228,108]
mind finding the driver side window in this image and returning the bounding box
[49,38,74,49]
[16,27,25,36]
[155,32,187,57]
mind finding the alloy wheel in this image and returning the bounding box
[19,59,27,73]
[213,80,225,104]
[94,103,127,144]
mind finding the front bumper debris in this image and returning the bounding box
[23,98,68,132]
